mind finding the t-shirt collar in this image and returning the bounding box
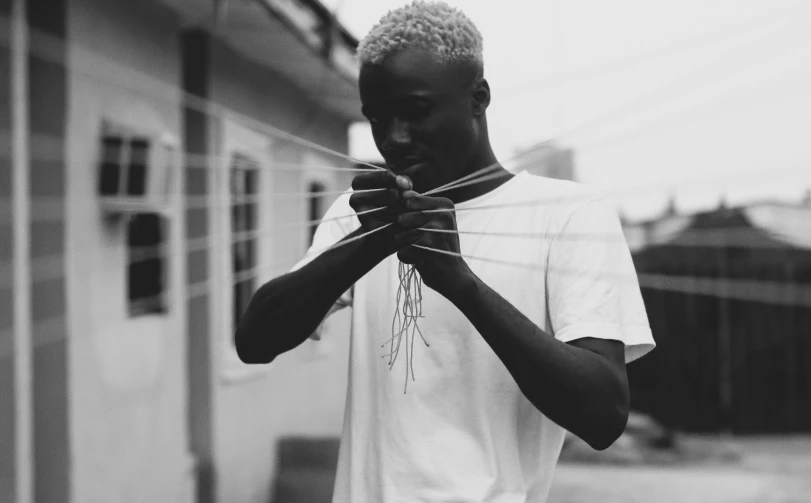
[453,169,528,210]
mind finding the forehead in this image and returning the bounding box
[359,49,466,102]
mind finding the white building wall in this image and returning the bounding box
[61,0,359,501]
[65,0,192,501]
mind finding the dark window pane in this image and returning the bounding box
[245,203,256,231]
[128,213,166,316]
[233,241,245,273]
[233,278,254,331]
[232,238,256,273]
[99,136,123,195]
[246,237,255,269]
[308,181,325,245]
[127,138,150,196]
[245,169,258,195]
[232,204,243,233]
[128,212,161,247]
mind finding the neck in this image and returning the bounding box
[444,143,513,204]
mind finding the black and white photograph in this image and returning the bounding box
[1,0,810,502]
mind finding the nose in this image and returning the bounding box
[380,117,412,155]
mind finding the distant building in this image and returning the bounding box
[623,199,811,434]
[1,0,362,502]
[516,142,576,181]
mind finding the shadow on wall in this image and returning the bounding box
[270,436,341,503]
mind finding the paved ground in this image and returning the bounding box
[548,436,811,503]
[549,464,810,503]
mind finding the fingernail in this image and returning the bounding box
[396,175,412,191]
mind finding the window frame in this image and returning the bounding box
[217,119,275,383]
[97,120,176,213]
[306,179,327,246]
[297,151,341,360]
[299,151,339,251]
[229,154,260,333]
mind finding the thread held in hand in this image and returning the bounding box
[384,262,429,394]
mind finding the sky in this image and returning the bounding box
[320,0,811,220]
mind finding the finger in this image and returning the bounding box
[349,188,401,211]
[396,211,432,229]
[351,171,397,191]
[397,246,423,266]
[401,190,419,201]
[392,228,421,247]
[404,195,454,211]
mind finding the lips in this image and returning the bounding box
[388,159,426,174]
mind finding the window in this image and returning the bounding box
[127,213,167,316]
[307,180,325,245]
[99,135,151,197]
[231,154,259,331]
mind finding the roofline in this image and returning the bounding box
[623,197,811,228]
[254,0,365,120]
[258,0,358,61]
[297,0,360,49]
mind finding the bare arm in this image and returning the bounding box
[446,274,629,451]
[234,227,388,364]
[235,170,404,364]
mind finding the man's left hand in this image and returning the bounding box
[392,180,473,296]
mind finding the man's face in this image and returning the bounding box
[359,49,479,193]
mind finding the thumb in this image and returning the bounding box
[395,175,412,191]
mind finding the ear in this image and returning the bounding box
[471,77,490,117]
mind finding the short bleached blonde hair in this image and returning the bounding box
[357,1,484,73]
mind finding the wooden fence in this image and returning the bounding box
[628,243,811,434]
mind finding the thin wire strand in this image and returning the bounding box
[183,151,383,174]
[1,148,808,291]
[6,11,796,204]
[0,22,392,176]
[408,244,811,307]
[3,18,805,232]
[501,5,804,96]
[2,174,809,358]
[3,14,810,362]
[184,188,383,211]
[528,19,807,149]
[4,219,800,296]
[3,246,810,361]
[416,227,810,249]
[5,8,801,197]
[417,24,809,202]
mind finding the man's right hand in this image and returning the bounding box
[237,170,413,364]
[348,170,412,254]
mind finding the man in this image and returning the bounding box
[235,1,655,501]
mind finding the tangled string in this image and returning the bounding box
[382,262,430,393]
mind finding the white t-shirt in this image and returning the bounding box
[292,170,655,503]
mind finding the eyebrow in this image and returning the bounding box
[361,92,436,117]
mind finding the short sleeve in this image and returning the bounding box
[289,193,358,340]
[546,198,655,363]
